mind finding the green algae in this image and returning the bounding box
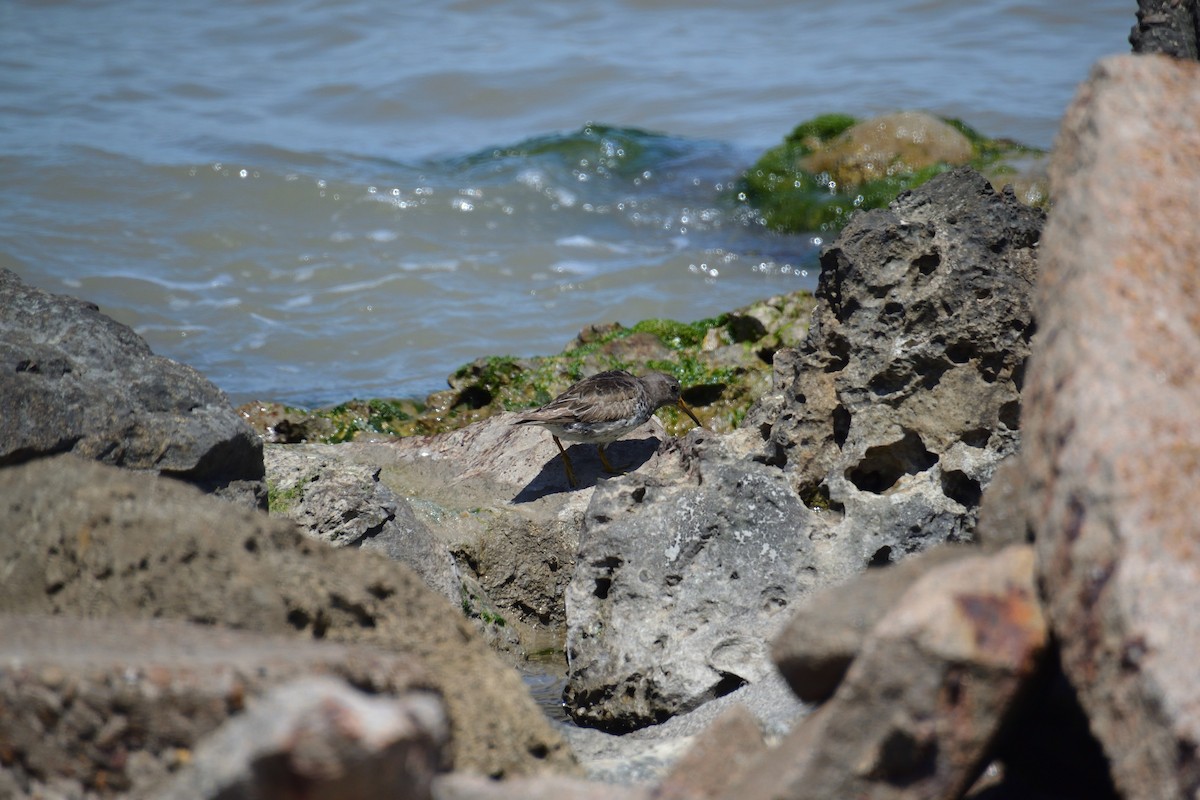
[266,478,306,513]
[739,112,1047,234]
[237,290,819,444]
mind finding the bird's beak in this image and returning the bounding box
[677,398,704,430]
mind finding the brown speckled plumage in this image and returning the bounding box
[513,370,701,487]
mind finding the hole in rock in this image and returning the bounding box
[846,429,937,493]
[799,482,843,513]
[914,250,941,274]
[946,341,973,364]
[832,405,851,447]
[868,545,893,568]
[455,385,492,409]
[593,577,612,600]
[287,608,310,631]
[824,339,850,372]
[941,470,982,508]
[999,399,1021,430]
[961,428,991,448]
[1011,358,1027,392]
[712,672,748,699]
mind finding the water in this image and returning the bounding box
[0,0,1132,406]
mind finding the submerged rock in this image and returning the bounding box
[799,110,974,187]
[741,112,1047,233]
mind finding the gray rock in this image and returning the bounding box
[563,168,1041,732]
[0,268,264,505]
[0,454,578,780]
[1023,54,1200,800]
[720,546,1048,800]
[560,670,804,786]
[313,416,657,655]
[1130,0,1200,59]
[265,443,461,602]
[432,773,651,800]
[0,614,437,799]
[158,677,447,800]
[736,166,1042,563]
[564,432,819,732]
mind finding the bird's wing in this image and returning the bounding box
[514,370,639,425]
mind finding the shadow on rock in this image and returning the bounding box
[512,436,662,503]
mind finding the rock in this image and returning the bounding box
[771,544,975,703]
[653,704,768,800]
[0,614,439,798]
[1022,54,1200,799]
[565,168,1041,733]
[562,670,804,786]
[1130,0,1199,58]
[0,454,577,779]
[736,166,1042,562]
[432,773,651,800]
[303,414,677,660]
[722,545,1047,800]
[564,431,819,732]
[157,677,446,800]
[801,111,974,188]
[265,444,461,602]
[984,654,1120,800]
[972,455,1030,551]
[0,268,264,506]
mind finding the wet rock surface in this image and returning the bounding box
[0,268,264,506]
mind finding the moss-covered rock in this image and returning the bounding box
[237,290,818,443]
[741,111,1047,234]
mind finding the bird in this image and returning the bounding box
[513,369,703,487]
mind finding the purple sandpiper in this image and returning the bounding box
[513,369,703,487]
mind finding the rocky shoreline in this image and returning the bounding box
[4,12,1200,800]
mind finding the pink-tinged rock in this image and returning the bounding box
[159,677,446,800]
[1023,53,1200,799]
[654,704,767,800]
[716,545,1047,800]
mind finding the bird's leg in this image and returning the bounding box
[596,443,621,475]
[552,435,578,487]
